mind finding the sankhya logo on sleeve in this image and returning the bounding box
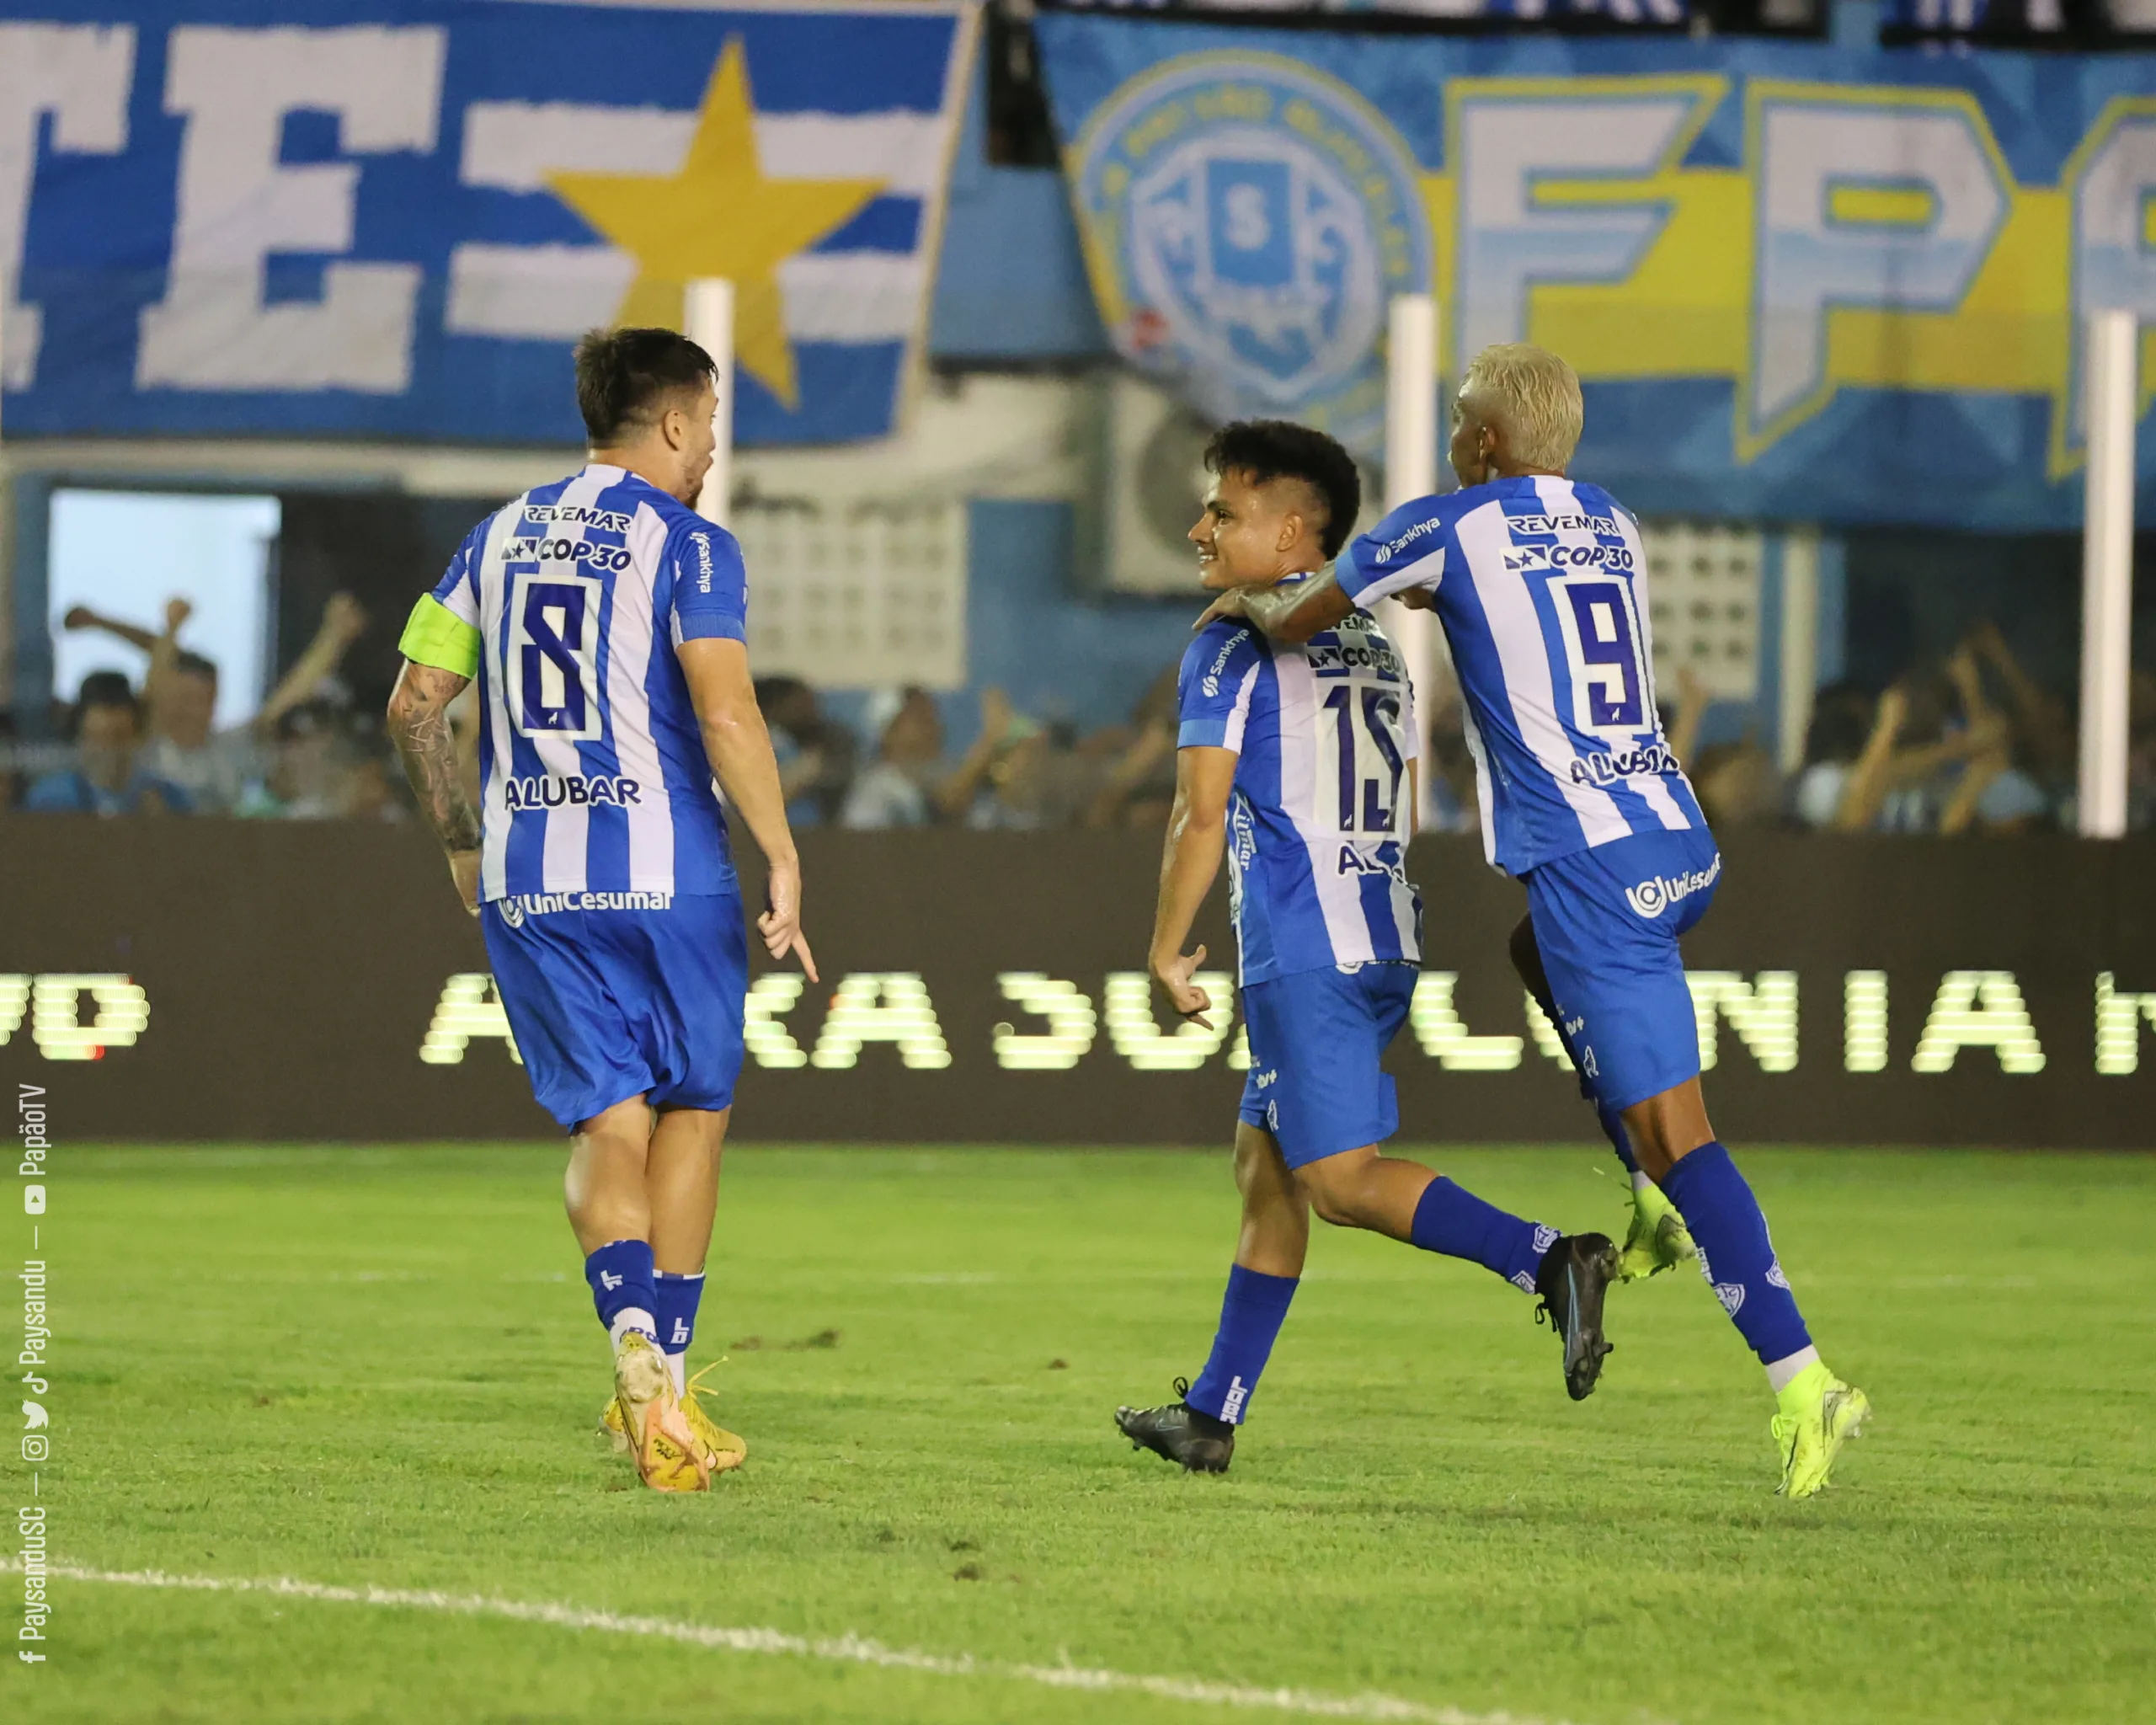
[1624,852,1722,919]
[1371,514,1443,566]
[1200,626,1249,697]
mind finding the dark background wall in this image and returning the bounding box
[2,823,2151,1149]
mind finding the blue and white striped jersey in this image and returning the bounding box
[430,463,744,902]
[1179,608,1423,986]
[1335,474,1705,879]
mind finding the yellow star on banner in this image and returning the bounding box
[547,37,885,409]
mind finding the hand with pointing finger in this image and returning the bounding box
[1150,942,1214,1028]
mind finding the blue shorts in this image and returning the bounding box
[1237,962,1418,1168]
[1524,828,1721,1114]
[479,892,747,1130]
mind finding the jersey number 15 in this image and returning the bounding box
[1322,684,1406,835]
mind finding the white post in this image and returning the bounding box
[1385,292,1441,827]
[1777,526,1821,776]
[2078,308,2137,839]
[684,278,734,528]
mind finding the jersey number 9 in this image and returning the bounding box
[1552,574,1651,737]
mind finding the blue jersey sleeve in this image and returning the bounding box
[667,518,748,645]
[1177,620,1264,751]
[1336,497,1452,607]
[430,519,488,626]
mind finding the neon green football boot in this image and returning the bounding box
[1618,1175,1697,1281]
[1772,1360,1871,1500]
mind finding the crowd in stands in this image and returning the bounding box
[760,671,1182,831]
[7,594,392,820]
[11,593,2153,837]
[1413,617,2148,839]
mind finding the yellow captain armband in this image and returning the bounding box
[398,595,482,679]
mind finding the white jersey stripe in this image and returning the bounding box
[1636,774,1692,830]
[1221,660,1261,753]
[611,504,674,887]
[477,505,519,901]
[1458,699,1501,867]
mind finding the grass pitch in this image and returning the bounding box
[13,1144,2155,1724]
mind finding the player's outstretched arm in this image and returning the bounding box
[1149,745,1237,1028]
[676,636,819,982]
[387,660,481,913]
[1196,569,1355,646]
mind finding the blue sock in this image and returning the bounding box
[1659,1144,1812,1368]
[654,1271,704,1360]
[1186,1264,1299,1425]
[584,1239,657,1344]
[1411,1177,1553,1293]
[1598,1104,1641,1177]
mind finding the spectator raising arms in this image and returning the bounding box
[62,591,370,813]
[24,671,191,815]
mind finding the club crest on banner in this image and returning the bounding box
[1068,54,1431,456]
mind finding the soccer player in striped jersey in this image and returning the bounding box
[1204,348,1870,1499]
[387,328,816,1493]
[1114,422,1621,1476]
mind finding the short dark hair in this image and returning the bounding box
[574,327,716,446]
[173,649,218,682]
[72,670,140,736]
[1203,420,1362,559]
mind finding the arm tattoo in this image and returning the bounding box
[1241,569,1353,643]
[388,666,480,855]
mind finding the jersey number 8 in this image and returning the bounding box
[508,570,604,742]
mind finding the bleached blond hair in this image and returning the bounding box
[1461,343,1583,473]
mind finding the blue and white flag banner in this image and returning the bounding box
[1038,13,2156,528]
[1,0,976,446]
[1048,0,1688,22]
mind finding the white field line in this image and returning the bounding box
[20,1561,1582,1725]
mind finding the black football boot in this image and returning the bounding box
[1535,1232,1620,1401]
[1113,1378,1235,1473]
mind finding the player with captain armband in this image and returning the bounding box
[387,328,816,1493]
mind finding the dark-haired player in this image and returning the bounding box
[1113,420,1620,1475]
[387,327,817,1493]
[1201,347,1868,1498]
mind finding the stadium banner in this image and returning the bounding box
[3,820,2153,1149]
[1033,14,2156,529]
[1048,0,1689,22]
[0,0,976,446]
